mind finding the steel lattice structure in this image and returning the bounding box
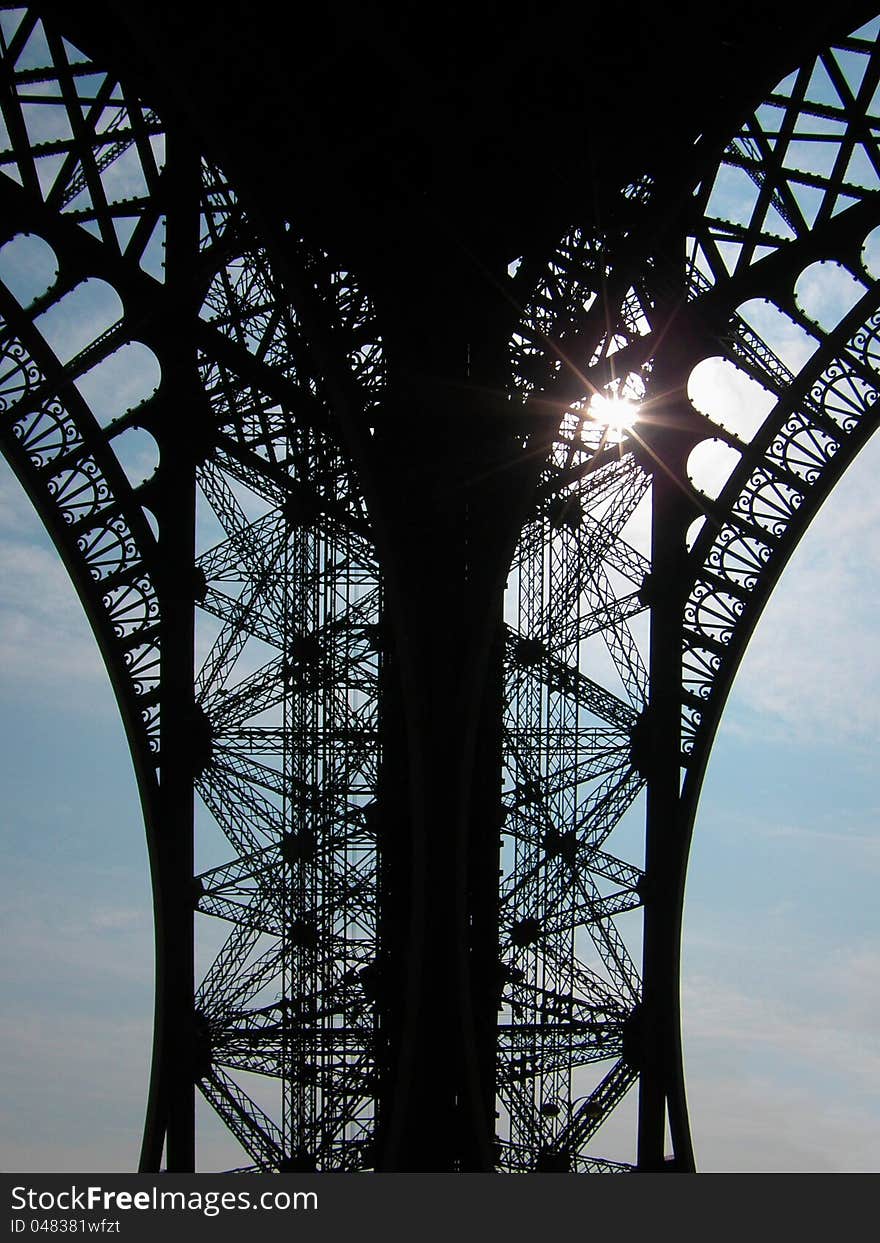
[1,1,879,1171]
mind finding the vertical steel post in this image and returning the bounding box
[371,250,515,1169]
[152,134,201,1171]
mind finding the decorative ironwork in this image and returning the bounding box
[0,4,382,1172]
[2,1,880,1175]
[493,10,880,1170]
[682,13,880,771]
[497,408,650,1171]
[191,219,383,1169]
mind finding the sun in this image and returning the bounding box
[586,392,640,442]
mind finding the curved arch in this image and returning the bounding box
[671,9,880,1168]
[0,5,384,1172]
[492,7,880,1172]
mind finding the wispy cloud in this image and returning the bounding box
[688,356,774,442]
[683,969,880,1087]
[0,464,110,705]
[685,1069,880,1172]
[0,884,152,998]
[756,820,880,867]
[795,259,866,331]
[682,956,880,1172]
[723,431,880,747]
[0,1007,151,1172]
[692,796,880,866]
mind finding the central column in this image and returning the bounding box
[370,241,528,1170]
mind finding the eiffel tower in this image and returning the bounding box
[1,0,878,1170]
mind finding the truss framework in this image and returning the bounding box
[1,2,879,1172]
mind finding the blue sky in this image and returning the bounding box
[0,464,153,1170]
[682,430,880,1171]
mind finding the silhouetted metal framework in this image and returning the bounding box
[1,2,879,1171]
